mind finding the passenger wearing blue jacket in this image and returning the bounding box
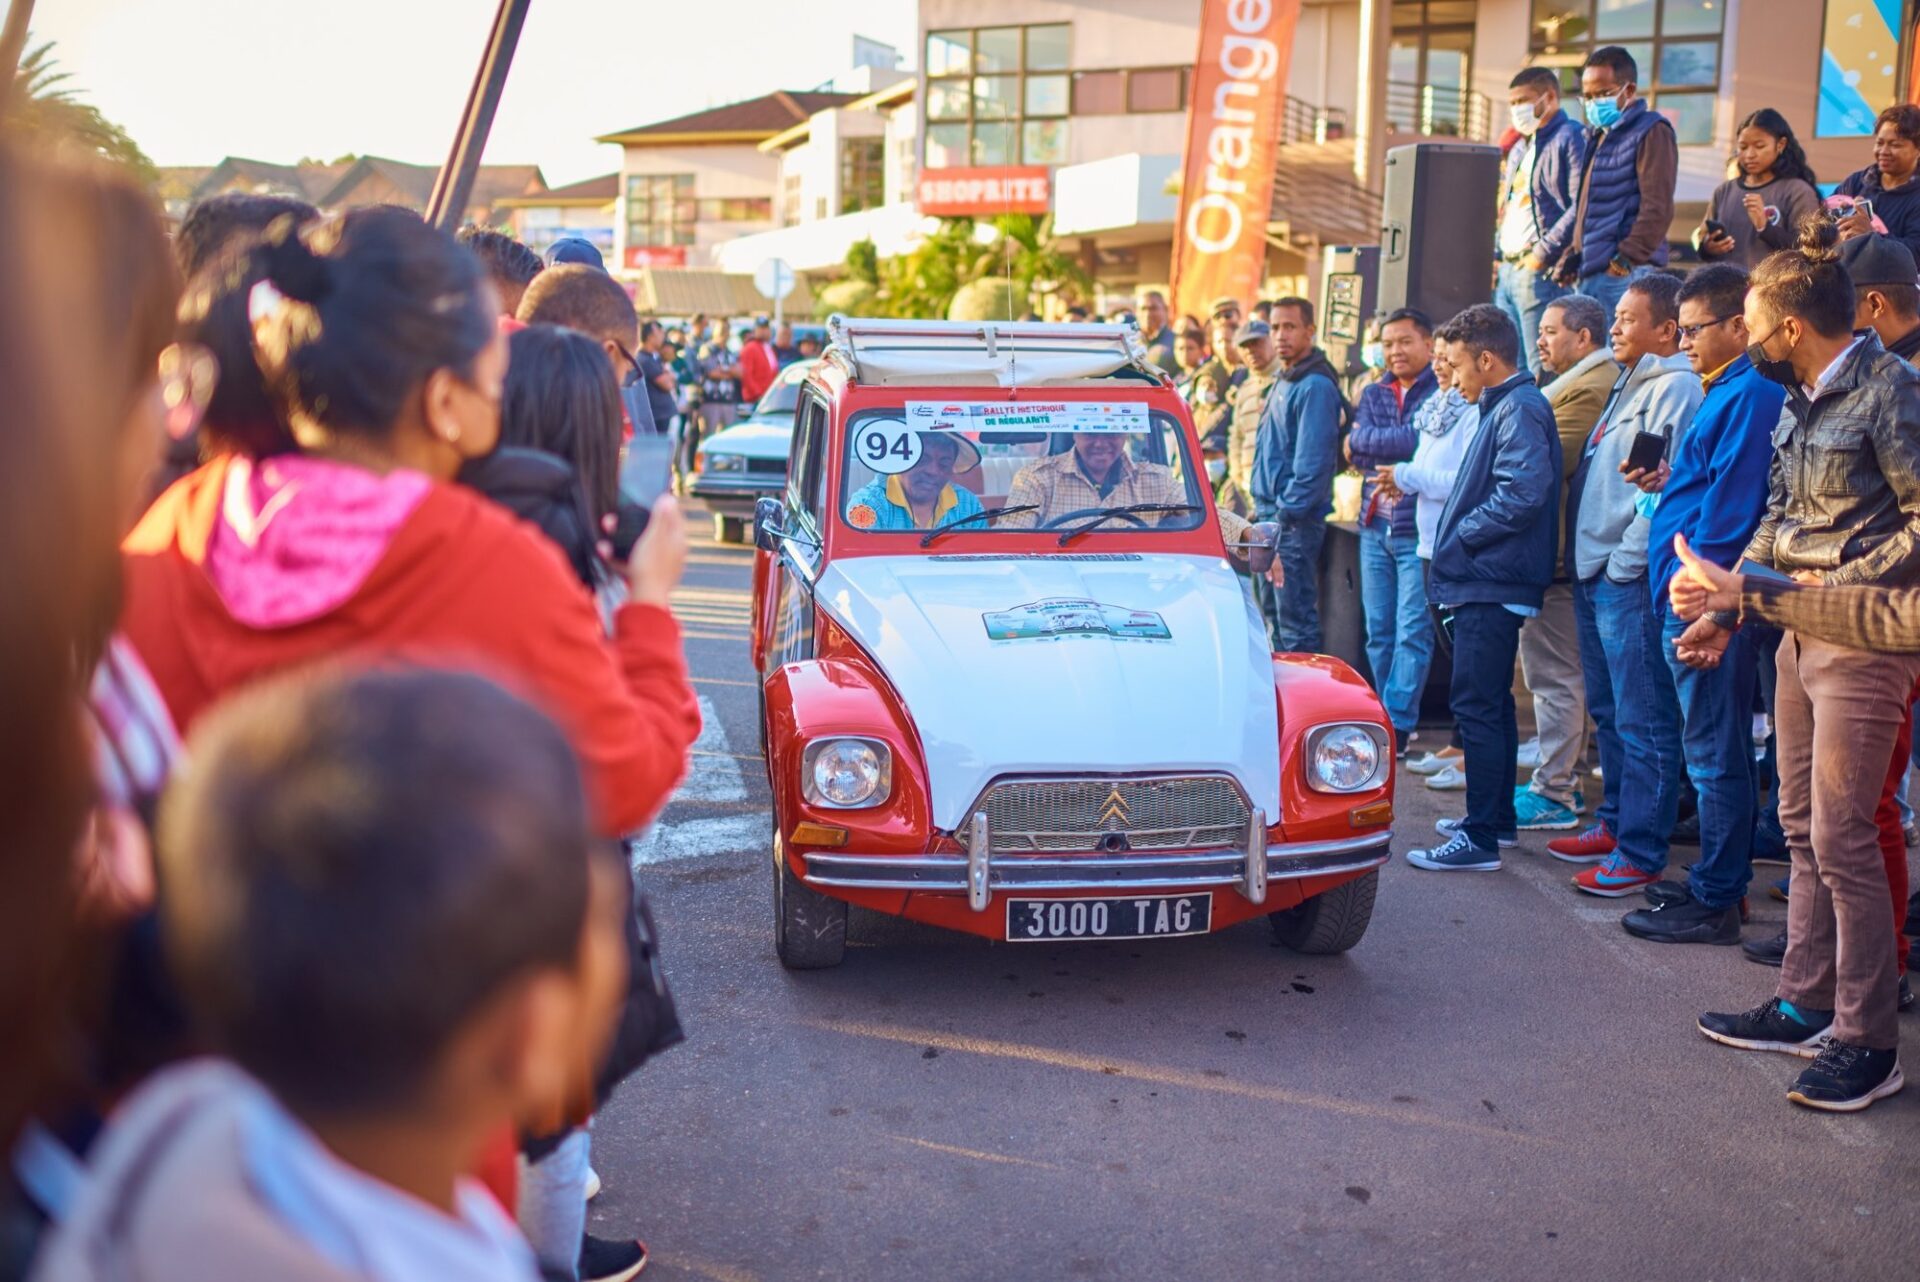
[1619,264,1785,945]
[1407,306,1562,871]
[1347,307,1438,754]
[1495,67,1584,376]
[1251,296,1347,651]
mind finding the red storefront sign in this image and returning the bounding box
[1170,0,1304,322]
[916,166,1051,217]
[624,245,689,269]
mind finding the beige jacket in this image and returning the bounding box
[1223,355,1283,512]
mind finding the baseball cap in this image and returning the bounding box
[1234,318,1271,345]
[1838,232,1918,288]
[1210,295,1242,317]
[544,237,606,270]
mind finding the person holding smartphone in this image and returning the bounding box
[1834,104,1920,261]
[1695,109,1821,271]
[1553,273,1703,893]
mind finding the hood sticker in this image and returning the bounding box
[983,597,1172,643]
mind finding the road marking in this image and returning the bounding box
[679,630,753,643]
[692,675,757,687]
[629,814,764,867]
[887,1134,1064,1171]
[676,696,748,803]
[809,1019,1554,1147]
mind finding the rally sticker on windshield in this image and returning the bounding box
[983,598,1171,643]
[906,401,1150,433]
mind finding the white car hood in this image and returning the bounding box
[698,418,791,460]
[814,553,1281,830]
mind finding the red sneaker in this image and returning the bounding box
[1573,854,1660,898]
[1547,821,1615,864]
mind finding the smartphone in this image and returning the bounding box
[1737,558,1795,586]
[1624,429,1667,475]
[619,433,673,509]
[1857,198,1875,222]
[1703,218,1728,239]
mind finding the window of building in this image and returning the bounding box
[1389,1,1478,137]
[1815,0,1903,137]
[1529,0,1725,145]
[696,197,771,222]
[781,172,802,226]
[1127,68,1186,113]
[1069,67,1189,116]
[625,173,695,247]
[840,136,886,213]
[923,23,1070,168]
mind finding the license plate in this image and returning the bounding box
[1005,894,1213,942]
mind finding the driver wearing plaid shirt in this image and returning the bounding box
[999,432,1261,546]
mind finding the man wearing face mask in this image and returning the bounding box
[1495,67,1584,378]
[1689,219,1920,1114]
[1546,46,1678,320]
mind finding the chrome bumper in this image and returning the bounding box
[801,818,1390,912]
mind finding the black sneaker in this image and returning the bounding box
[1902,974,1914,1012]
[1642,879,1689,908]
[1698,996,1833,1057]
[1621,892,1741,945]
[1787,1040,1905,1112]
[1395,728,1411,759]
[1742,928,1787,968]
[580,1234,649,1282]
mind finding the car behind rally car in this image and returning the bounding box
[692,359,815,543]
[750,318,1393,968]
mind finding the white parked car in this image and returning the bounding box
[692,360,814,543]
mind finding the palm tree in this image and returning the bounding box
[5,41,155,181]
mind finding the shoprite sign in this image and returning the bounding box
[1170,0,1303,321]
[916,166,1051,217]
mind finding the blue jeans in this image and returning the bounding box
[1493,261,1567,379]
[1358,516,1435,733]
[1662,607,1760,908]
[1574,268,1641,323]
[1448,602,1523,850]
[519,1127,591,1280]
[1573,576,1621,834]
[1259,517,1325,652]
[1586,572,1684,873]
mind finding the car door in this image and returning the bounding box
[766,390,829,675]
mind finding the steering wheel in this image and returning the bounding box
[1039,506,1151,530]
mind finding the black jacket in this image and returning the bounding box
[1743,331,1920,586]
[458,447,600,587]
[1429,372,1562,610]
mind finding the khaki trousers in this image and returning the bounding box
[1775,631,1920,1049]
[1518,582,1588,805]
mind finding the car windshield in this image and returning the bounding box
[750,362,813,419]
[839,405,1205,534]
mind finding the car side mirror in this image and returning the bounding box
[753,497,786,553]
[1227,521,1280,576]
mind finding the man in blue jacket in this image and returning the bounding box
[1541,46,1678,320]
[1407,305,1561,871]
[1347,307,1438,755]
[1251,296,1347,651]
[1619,263,1785,944]
[1495,67,1584,377]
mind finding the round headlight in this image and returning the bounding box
[807,739,889,808]
[1310,726,1383,792]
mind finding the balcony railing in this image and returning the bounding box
[1280,94,1351,146]
[1383,81,1493,142]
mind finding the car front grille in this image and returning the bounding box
[746,457,787,474]
[978,775,1250,854]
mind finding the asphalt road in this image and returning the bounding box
[592,516,1920,1282]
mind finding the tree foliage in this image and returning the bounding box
[5,41,156,182]
[835,215,1095,320]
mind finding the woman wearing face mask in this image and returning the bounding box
[1835,104,1920,261]
[1696,109,1821,271]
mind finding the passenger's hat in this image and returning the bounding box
[1234,318,1271,345]
[544,237,606,270]
[1839,232,1919,288]
[912,428,981,474]
[1209,295,1242,317]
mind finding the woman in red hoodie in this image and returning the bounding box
[124,208,699,838]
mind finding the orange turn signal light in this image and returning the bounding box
[1348,800,1393,828]
[790,822,849,847]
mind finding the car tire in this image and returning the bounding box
[715,514,747,544]
[774,830,847,970]
[1267,869,1377,954]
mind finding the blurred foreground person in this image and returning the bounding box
[31,669,627,1282]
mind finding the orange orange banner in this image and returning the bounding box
[1170,0,1304,323]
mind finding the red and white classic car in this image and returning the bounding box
[749,318,1394,968]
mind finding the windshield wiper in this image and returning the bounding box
[1056,503,1200,546]
[919,503,1040,547]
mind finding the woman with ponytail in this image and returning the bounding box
[1690,214,1920,1113]
[1695,108,1820,270]
[122,207,700,840]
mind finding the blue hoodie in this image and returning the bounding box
[1646,353,1787,606]
[1251,347,1348,522]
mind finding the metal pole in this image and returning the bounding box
[425,0,532,233]
[0,0,39,122]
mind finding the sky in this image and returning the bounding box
[31,0,920,184]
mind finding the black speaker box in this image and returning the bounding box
[1378,142,1501,324]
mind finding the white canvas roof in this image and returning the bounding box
[824,316,1159,388]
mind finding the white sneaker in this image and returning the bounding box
[1424,763,1467,791]
[1516,738,1543,770]
[584,1167,602,1201]
[1406,750,1458,776]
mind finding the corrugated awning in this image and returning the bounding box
[631,268,816,319]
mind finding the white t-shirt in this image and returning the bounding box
[1498,141,1537,260]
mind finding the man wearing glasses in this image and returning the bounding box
[1617,264,1787,944]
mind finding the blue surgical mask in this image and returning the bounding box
[1362,342,1385,369]
[1586,92,1624,130]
